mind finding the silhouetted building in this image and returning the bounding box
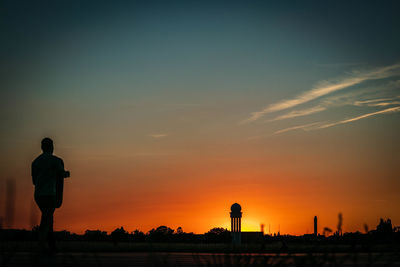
[314,216,317,237]
[242,232,264,243]
[230,203,242,244]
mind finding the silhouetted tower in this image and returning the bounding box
[314,216,318,237]
[230,203,242,244]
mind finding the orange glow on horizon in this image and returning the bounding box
[3,130,400,236]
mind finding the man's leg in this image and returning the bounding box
[48,212,57,251]
[37,203,49,251]
[35,196,56,252]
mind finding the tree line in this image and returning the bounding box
[1,218,399,244]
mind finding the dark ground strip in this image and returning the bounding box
[2,252,400,267]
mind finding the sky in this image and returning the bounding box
[1,0,400,235]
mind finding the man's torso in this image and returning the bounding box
[32,153,63,197]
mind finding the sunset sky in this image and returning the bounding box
[1,1,400,235]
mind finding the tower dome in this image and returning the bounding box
[231,203,241,213]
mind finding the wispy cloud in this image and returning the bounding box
[353,98,400,107]
[273,122,321,135]
[245,64,400,122]
[353,98,394,106]
[366,101,400,107]
[149,133,168,139]
[267,91,396,122]
[268,106,326,122]
[269,96,400,123]
[318,106,400,129]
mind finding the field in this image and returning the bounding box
[2,241,400,266]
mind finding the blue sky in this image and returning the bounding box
[1,0,400,233]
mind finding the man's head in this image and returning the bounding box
[41,138,54,153]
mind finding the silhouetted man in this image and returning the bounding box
[32,138,70,253]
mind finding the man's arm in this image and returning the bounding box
[31,161,37,185]
[55,157,70,178]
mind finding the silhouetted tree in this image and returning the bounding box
[131,229,145,242]
[176,226,184,235]
[111,226,130,244]
[148,226,174,242]
[204,227,231,243]
[374,218,393,239]
[377,218,392,233]
[172,227,198,242]
[84,229,108,241]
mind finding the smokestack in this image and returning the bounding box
[314,216,318,237]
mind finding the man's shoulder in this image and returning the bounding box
[32,154,44,165]
[32,154,63,164]
[52,155,64,166]
[52,155,63,162]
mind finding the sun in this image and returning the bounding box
[241,217,262,232]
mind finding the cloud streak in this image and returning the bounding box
[268,93,397,122]
[318,106,400,129]
[245,63,400,122]
[353,98,400,107]
[366,101,400,107]
[273,122,321,135]
[273,106,400,135]
[353,98,394,106]
[268,106,326,121]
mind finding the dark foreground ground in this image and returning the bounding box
[2,242,400,266]
[2,251,400,267]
